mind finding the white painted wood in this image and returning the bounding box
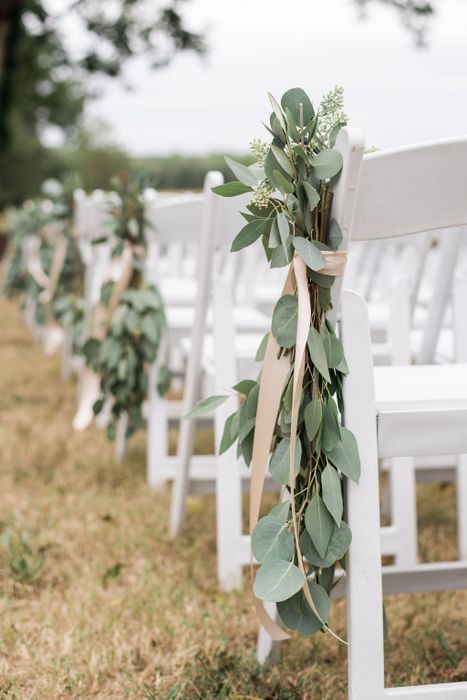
[353,138,467,241]
[341,290,386,700]
[212,275,244,591]
[340,136,467,699]
[417,228,464,364]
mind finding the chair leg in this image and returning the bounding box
[341,291,386,700]
[215,453,243,591]
[169,375,200,538]
[257,602,281,665]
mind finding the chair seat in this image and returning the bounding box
[374,363,467,458]
[166,305,269,333]
[160,276,197,305]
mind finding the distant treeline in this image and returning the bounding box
[0,143,249,209]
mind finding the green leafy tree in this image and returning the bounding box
[0,0,205,206]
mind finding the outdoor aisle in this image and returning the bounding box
[0,298,465,699]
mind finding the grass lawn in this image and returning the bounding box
[0,298,466,699]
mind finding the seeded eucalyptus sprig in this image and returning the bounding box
[188,87,361,638]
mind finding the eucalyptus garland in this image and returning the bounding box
[3,201,49,304]
[189,87,361,637]
[82,173,169,440]
[4,178,85,338]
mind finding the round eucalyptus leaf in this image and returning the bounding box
[270,501,291,523]
[300,520,352,568]
[271,294,298,349]
[252,516,294,563]
[277,582,330,635]
[310,149,343,180]
[280,88,315,126]
[254,560,304,603]
[292,237,326,272]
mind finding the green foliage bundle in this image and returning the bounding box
[82,174,168,440]
[189,87,361,638]
[3,178,85,337]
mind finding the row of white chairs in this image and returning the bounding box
[70,131,467,698]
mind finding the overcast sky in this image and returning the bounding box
[63,0,467,155]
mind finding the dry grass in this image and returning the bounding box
[0,297,466,699]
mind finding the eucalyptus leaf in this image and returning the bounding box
[277,582,330,636]
[271,294,298,349]
[305,493,333,558]
[142,315,159,344]
[269,218,281,248]
[322,464,343,526]
[252,516,294,563]
[293,237,326,272]
[328,218,343,251]
[300,519,352,568]
[277,211,291,259]
[281,87,315,126]
[302,182,321,211]
[326,427,361,483]
[271,240,292,268]
[219,411,239,454]
[233,379,256,396]
[212,182,253,197]
[267,92,287,131]
[336,354,349,374]
[270,501,291,523]
[245,382,259,419]
[320,324,344,369]
[225,156,259,187]
[310,149,343,180]
[185,394,229,419]
[273,169,294,194]
[304,398,322,442]
[269,437,302,485]
[307,326,331,383]
[231,219,266,252]
[271,145,294,177]
[321,400,341,452]
[255,332,269,361]
[254,559,304,603]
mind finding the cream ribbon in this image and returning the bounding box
[249,248,347,640]
[39,234,68,304]
[73,245,137,432]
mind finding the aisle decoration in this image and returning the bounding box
[4,179,84,344]
[82,174,168,441]
[188,87,360,640]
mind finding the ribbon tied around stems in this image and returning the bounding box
[73,244,139,432]
[249,249,347,641]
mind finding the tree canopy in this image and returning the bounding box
[0,0,206,150]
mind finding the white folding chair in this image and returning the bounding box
[341,136,467,699]
[144,173,270,493]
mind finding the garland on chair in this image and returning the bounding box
[188,87,361,638]
[82,174,169,441]
[4,180,84,339]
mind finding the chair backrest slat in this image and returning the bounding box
[353,138,467,241]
